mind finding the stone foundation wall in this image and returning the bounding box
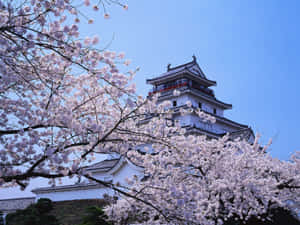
[51,199,109,225]
[0,197,35,214]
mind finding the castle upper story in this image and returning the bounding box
[146,56,253,140]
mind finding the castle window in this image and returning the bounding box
[198,102,202,109]
[213,108,217,114]
[173,100,177,107]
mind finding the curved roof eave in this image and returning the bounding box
[147,70,216,87]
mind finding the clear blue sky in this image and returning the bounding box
[80,0,299,160]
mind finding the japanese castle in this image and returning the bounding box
[0,57,254,216]
[146,56,253,140]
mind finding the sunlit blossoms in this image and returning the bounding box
[0,0,139,188]
[106,133,300,224]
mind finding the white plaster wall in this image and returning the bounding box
[175,114,192,127]
[210,122,236,134]
[34,161,143,202]
[113,163,144,185]
[179,113,239,134]
[175,95,190,106]
[192,114,223,134]
[159,95,189,109]
[158,94,224,117]
[178,94,224,117]
[92,162,143,186]
[218,108,224,117]
[91,174,113,182]
[35,187,113,202]
[91,170,112,181]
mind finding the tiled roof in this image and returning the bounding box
[227,127,254,142]
[31,158,121,194]
[147,57,216,86]
[85,158,120,172]
[184,88,232,109]
[206,111,248,129]
[165,59,205,77]
[172,105,247,129]
[32,182,106,194]
[185,125,254,142]
[184,125,223,138]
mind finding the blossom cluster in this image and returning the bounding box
[0,0,134,188]
[106,131,300,224]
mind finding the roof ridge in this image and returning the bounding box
[0,197,35,201]
[86,157,121,172]
[88,157,120,166]
[32,182,105,192]
[168,60,195,72]
[229,127,251,134]
[102,158,120,161]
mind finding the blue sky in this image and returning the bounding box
[80,0,299,160]
[0,0,299,199]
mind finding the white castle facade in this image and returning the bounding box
[0,57,254,218]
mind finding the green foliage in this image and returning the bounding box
[6,198,60,225]
[224,205,300,225]
[35,198,54,214]
[0,211,4,225]
[79,206,111,225]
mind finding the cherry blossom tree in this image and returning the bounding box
[0,0,190,192]
[0,0,149,188]
[0,1,299,225]
[105,133,300,225]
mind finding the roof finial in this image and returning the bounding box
[167,63,171,71]
[192,55,197,62]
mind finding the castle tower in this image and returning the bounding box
[147,56,253,140]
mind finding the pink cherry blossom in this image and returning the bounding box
[104,13,110,19]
